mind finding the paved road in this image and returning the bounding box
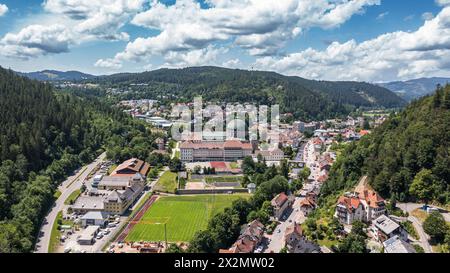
[397,203,433,253]
[408,215,433,253]
[264,198,306,253]
[34,152,106,253]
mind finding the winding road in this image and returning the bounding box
[397,203,433,253]
[34,152,106,253]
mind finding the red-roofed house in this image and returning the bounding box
[335,195,365,225]
[299,197,316,216]
[219,220,265,253]
[358,189,386,221]
[271,192,292,220]
[284,223,321,253]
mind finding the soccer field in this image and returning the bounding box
[125,194,249,243]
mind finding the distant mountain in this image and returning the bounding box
[379,77,450,101]
[92,66,405,120]
[18,70,96,81]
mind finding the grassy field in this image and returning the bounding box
[126,194,249,243]
[411,208,428,223]
[205,176,243,183]
[64,189,81,205]
[154,171,178,193]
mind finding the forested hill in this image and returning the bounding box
[321,85,450,205]
[0,67,159,252]
[92,66,405,120]
[18,70,95,81]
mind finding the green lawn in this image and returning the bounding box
[229,162,239,169]
[64,189,81,205]
[48,211,73,253]
[53,190,62,199]
[126,194,249,243]
[154,171,178,193]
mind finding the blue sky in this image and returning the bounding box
[0,0,449,82]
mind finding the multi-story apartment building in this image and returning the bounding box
[335,194,366,225]
[358,189,387,221]
[254,148,285,161]
[335,188,386,225]
[180,140,253,162]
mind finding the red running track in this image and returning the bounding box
[116,195,158,243]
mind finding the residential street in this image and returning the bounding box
[264,198,306,253]
[34,152,106,253]
[263,138,320,253]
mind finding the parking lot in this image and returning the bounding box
[59,214,127,253]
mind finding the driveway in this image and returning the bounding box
[34,152,106,253]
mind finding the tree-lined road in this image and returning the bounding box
[34,152,106,253]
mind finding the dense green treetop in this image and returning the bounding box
[321,85,450,204]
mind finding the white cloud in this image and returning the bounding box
[222,58,242,68]
[43,0,145,41]
[254,7,450,81]
[109,0,380,65]
[94,58,122,69]
[436,0,450,6]
[0,3,7,17]
[0,1,146,59]
[0,24,73,59]
[422,12,434,21]
[376,11,389,20]
[161,45,227,68]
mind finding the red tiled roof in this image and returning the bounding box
[272,192,288,207]
[337,196,362,212]
[300,197,316,208]
[359,190,385,208]
[318,174,328,183]
[359,130,370,136]
[210,162,227,169]
[111,158,150,177]
[285,223,303,239]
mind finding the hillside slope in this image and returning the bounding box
[18,70,95,81]
[94,66,405,120]
[380,77,450,101]
[321,85,450,204]
[0,67,158,252]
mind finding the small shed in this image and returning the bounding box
[247,183,256,194]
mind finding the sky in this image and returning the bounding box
[0,0,450,82]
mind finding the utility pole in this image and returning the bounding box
[164,223,168,250]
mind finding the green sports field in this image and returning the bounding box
[126,194,249,243]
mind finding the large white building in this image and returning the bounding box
[180,140,253,162]
[254,148,285,161]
